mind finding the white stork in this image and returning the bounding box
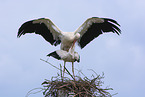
[17,17,121,53]
[17,17,121,78]
[47,50,80,79]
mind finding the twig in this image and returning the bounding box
[25,88,44,97]
[40,58,70,75]
[40,58,61,70]
[64,66,75,80]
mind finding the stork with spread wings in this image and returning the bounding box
[17,17,121,78]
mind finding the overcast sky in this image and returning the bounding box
[0,0,145,97]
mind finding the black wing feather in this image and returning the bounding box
[17,19,60,46]
[47,51,61,60]
[79,18,121,48]
[79,23,102,48]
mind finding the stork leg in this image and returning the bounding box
[72,62,75,80]
[63,61,66,79]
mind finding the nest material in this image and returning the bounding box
[42,73,113,97]
[40,59,114,97]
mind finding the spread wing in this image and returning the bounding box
[75,17,121,48]
[17,18,62,46]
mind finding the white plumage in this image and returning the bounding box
[47,50,80,63]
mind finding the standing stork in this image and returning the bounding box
[17,17,121,77]
[47,50,80,79]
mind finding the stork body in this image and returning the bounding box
[47,50,80,63]
[47,50,80,79]
[60,32,80,52]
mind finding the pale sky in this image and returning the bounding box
[0,0,145,97]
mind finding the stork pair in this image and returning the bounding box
[17,17,121,79]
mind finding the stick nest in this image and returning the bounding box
[42,73,113,97]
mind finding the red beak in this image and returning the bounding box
[71,39,77,49]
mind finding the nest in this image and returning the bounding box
[42,73,113,97]
[39,59,115,97]
[25,59,116,97]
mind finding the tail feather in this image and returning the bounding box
[47,51,61,60]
